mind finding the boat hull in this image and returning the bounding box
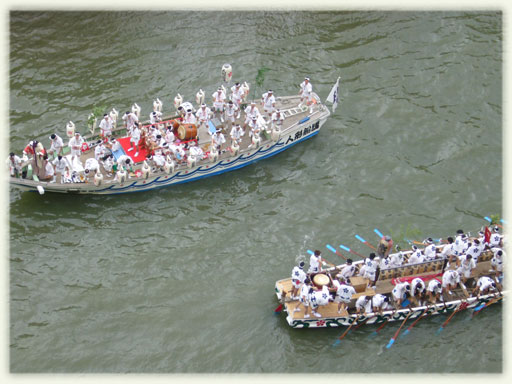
[278,293,503,329]
[10,113,329,195]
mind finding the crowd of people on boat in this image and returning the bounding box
[7,77,315,184]
[287,226,505,318]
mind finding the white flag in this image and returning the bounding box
[326,77,340,113]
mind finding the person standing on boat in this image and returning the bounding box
[299,77,313,112]
[290,261,307,300]
[122,111,139,135]
[333,279,356,314]
[230,82,244,114]
[40,154,55,182]
[211,129,226,153]
[465,239,483,263]
[426,279,442,303]
[410,277,426,306]
[183,109,197,125]
[6,152,22,178]
[94,141,108,161]
[230,124,245,146]
[68,132,84,167]
[456,254,476,286]
[490,248,504,279]
[212,87,226,122]
[164,126,176,147]
[261,89,276,121]
[102,154,114,176]
[196,103,212,133]
[379,253,392,270]
[127,123,141,157]
[360,253,378,287]
[99,114,113,139]
[423,238,438,261]
[271,109,284,131]
[248,116,261,140]
[440,237,456,267]
[48,133,64,158]
[52,155,68,183]
[149,110,163,125]
[243,102,261,132]
[224,100,237,131]
[488,226,503,248]
[293,277,312,318]
[371,293,392,314]
[391,281,411,309]
[309,285,331,318]
[377,235,393,259]
[307,250,323,274]
[453,229,469,257]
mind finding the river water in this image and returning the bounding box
[7,10,505,376]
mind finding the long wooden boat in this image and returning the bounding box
[275,236,504,329]
[8,66,338,195]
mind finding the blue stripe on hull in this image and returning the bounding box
[97,130,320,195]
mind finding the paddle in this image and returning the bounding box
[484,216,504,229]
[436,301,468,334]
[500,219,507,225]
[369,309,396,338]
[339,244,365,259]
[326,244,348,261]
[473,295,502,316]
[355,234,376,250]
[333,314,361,346]
[402,306,429,336]
[386,310,413,348]
[274,303,283,313]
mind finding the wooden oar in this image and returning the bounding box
[326,244,348,261]
[484,216,504,229]
[402,305,429,336]
[369,309,396,338]
[374,228,384,239]
[472,295,503,317]
[386,310,413,348]
[339,244,365,259]
[436,301,468,334]
[333,314,361,346]
[355,234,376,250]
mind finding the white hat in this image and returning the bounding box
[305,77,310,81]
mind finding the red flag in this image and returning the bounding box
[485,226,492,244]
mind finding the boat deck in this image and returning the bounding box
[41,94,321,184]
[276,258,494,320]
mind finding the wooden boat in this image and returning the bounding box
[275,238,504,329]
[8,66,338,195]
